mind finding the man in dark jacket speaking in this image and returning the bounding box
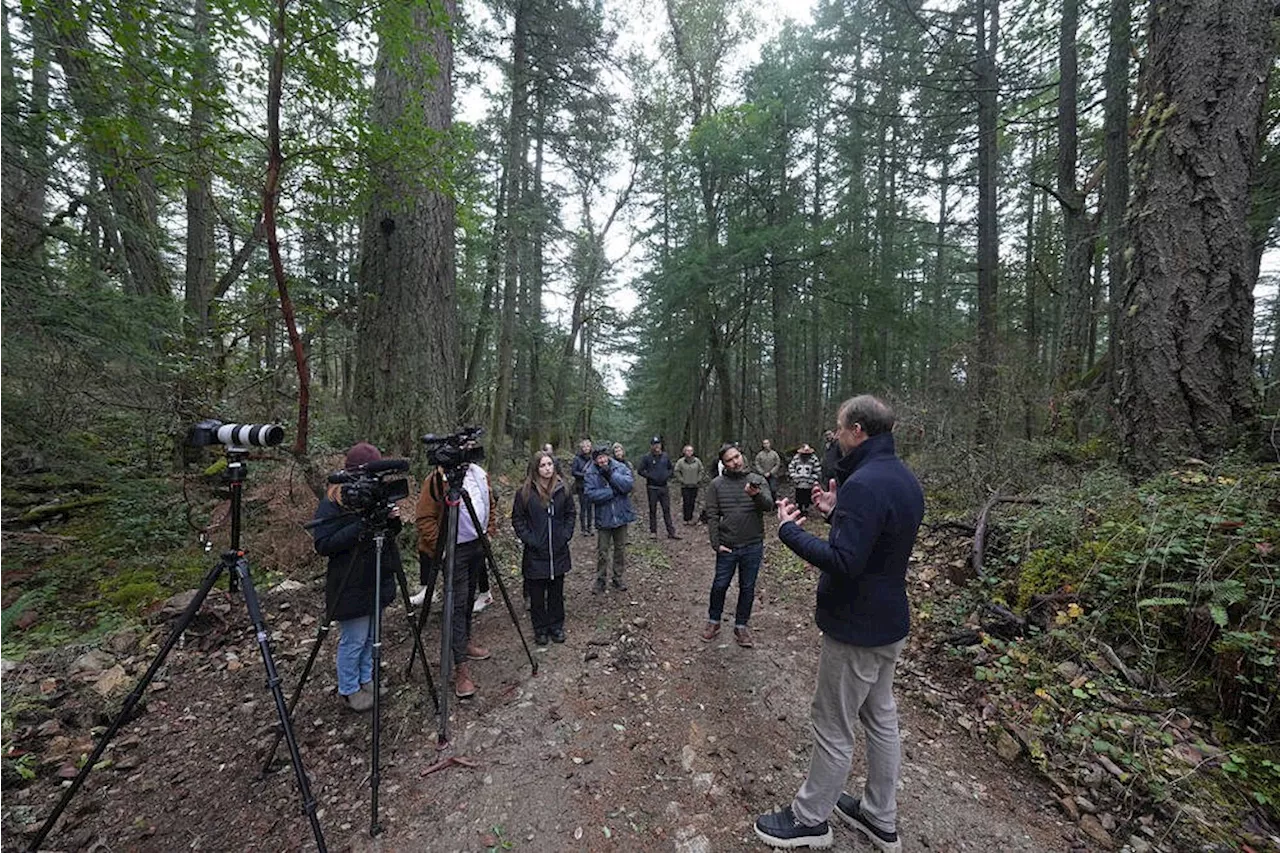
[754,396,923,852]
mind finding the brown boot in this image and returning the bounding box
[453,663,477,698]
[465,641,491,661]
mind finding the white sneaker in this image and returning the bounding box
[409,586,427,607]
[472,591,494,613]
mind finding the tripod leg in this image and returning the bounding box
[393,562,438,711]
[370,533,385,837]
[26,554,229,853]
[263,543,363,775]
[232,556,328,853]
[260,620,332,776]
[459,491,538,676]
[437,498,460,748]
[404,554,438,681]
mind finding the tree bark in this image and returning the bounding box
[1102,0,1131,400]
[264,0,309,455]
[184,0,217,342]
[973,0,1000,441]
[490,0,530,452]
[355,0,460,456]
[1118,0,1275,473]
[1053,0,1093,396]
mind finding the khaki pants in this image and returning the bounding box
[595,525,628,583]
[791,635,906,833]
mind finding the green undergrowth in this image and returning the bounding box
[2,474,212,659]
[933,458,1279,847]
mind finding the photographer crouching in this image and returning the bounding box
[310,442,403,713]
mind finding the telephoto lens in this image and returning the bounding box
[215,422,285,447]
[187,419,285,448]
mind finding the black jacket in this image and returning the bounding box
[311,496,400,622]
[705,468,775,550]
[511,481,576,580]
[637,451,674,487]
[779,432,924,647]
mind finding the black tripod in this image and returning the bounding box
[25,449,326,853]
[405,475,537,748]
[261,502,439,837]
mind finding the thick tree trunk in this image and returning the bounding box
[355,0,459,456]
[1118,0,1274,473]
[1053,0,1093,394]
[1103,0,1130,400]
[490,0,530,452]
[973,0,1000,440]
[184,0,217,342]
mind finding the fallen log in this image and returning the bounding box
[18,496,109,524]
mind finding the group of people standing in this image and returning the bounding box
[310,393,923,852]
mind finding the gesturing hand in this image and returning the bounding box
[812,478,838,516]
[777,498,804,529]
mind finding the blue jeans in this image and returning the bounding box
[707,541,763,627]
[336,614,377,696]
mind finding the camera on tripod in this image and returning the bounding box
[187,418,285,448]
[327,459,410,519]
[422,427,485,481]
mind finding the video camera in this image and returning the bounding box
[187,419,284,448]
[327,458,411,519]
[422,427,484,480]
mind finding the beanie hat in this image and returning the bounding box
[344,441,381,471]
[592,443,612,459]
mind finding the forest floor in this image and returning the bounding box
[0,475,1208,852]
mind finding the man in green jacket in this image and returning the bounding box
[702,443,774,648]
[673,444,706,525]
[755,439,782,503]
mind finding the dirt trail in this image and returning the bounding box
[3,507,1077,852]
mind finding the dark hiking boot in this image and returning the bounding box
[701,621,720,642]
[551,627,566,643]
[535,632,550,647]
[754,806,833,849]
[611,578,628,591]
[734,625,755,648]
[593,579,606,594]
[834,795,901,853]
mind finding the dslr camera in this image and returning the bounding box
[327,459,410,519]
[422,427,485,479]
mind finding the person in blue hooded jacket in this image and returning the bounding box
[582,444,635,594]
[754,396,923,852]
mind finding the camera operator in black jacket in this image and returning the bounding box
[310,442,402,713]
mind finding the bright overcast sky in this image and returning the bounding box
[454,0,817,392]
